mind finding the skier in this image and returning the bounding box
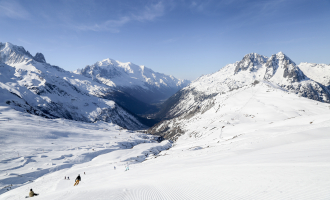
[29,189,38,197]
[125,163,129,171]
[67,176,70,180]
[65,176,66,180]
[74,174,81,186]
[84,172,85,175]
[114,166,116,170]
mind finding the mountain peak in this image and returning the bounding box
[34,53,46,63]
[234,53,268,74]
[0,42,34,64]
[96,58,116,67]
[244,52,266,58]
[264,52,306,82]
[79,57,191,104]
[0,42,49,64]
[274,51,295,64]
[276,51,285,56]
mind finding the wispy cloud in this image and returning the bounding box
[75,1,166,32]
[17,38,32,45]
[76,17,130,32]
[188,0,236,14]
[133,1,165,21]
[0,0,30,20]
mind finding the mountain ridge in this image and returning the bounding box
[76,58,191,104]
[148,52,330,140]
[0,42,148,129]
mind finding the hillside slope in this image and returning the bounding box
[1,86,330,200]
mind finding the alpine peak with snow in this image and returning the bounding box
[0,42,147,129]
[0,42,46,64]
[148,52,330,139]
[75,58,191,104]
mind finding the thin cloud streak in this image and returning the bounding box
[75,1,166,32]
[0,0,30,20]
[76,17,130,32]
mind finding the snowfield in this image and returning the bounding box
[0,105,171,198]
[1,82,330,199]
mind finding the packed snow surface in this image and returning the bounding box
[1,82,330,199]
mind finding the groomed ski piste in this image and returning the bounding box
[1,81,330,199]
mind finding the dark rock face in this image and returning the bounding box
[264,53,307,82]
[34,53,46,63]
[234,53,268,74]
[282,66,306,82]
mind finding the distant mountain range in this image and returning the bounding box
[1,42,329,133]
[148,52,330,140]
[0,42,189,129]
[75,58,190,104]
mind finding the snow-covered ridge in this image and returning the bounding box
[185,52,329,100]
[0,42,46,64]
[149,52,330,140]
[234,52,268,74]
[0,42,146,129]
[298,62,330,86]
[76,58,191,103]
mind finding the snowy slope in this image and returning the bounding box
[0,42,146,129]
[1,91,330,199]
[76,58,190,104]
[0,105,171,196]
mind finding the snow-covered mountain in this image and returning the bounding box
[0,42,146,129]
[298,62,330,87]
[2,47,330,200]
[76,58,191,104]
[148,52,330,140]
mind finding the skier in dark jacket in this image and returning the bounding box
[74,174,81,186]
[29,189,38,197]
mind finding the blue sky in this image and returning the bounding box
[0,0,329,80]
